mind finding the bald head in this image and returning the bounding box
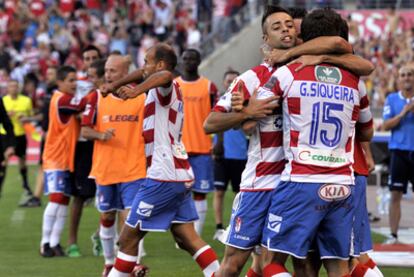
[105,55,129,84]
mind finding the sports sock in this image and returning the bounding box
[364,258,384,277]
[20,167,32,195]
[50,204,68,247]
[137,239,145,264]
[262,263,291,277]
[109,251,137,277]
[41,202,59,245]
[100,219,116,265]
[351,264,378,277]
[192,245,220,277]
[0,164,6,196]
[246,267,262,277]
[194,199,207,235]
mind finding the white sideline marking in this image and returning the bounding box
[10,210,25,226]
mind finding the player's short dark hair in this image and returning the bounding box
[57,66,76,81]
[301,8,345,42]
[183,48,201,62]
[153,43,177,71]
[90,59,106,78]
[82,45,102,58]
[261,5,290,34]
[287,7,307,19]
[223,69,240,79]
[338,18,349,41]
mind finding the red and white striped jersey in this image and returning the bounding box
[260,63,373,184]
[213,63,285,191]
[143,81,194,182]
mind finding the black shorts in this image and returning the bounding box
[214,158,246,192]
[72,140,96,199]
[39,135,46,165]
[0,134,27,158]
[389,149,414,193]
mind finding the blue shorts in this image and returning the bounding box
[126,179,199,231]
[263,181,355,259]
[353,175,373,255]
[224,191,272,249]
[96,179,144,212]
[189,155,214,193]
[44,170,72,196]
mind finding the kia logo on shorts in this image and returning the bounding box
[318,184,351,202]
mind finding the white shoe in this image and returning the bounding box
[383,236,400,244]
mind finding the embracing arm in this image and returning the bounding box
[204,111,251,134]
[117,70,174,99]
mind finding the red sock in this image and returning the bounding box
[263,263,290,277]
[352,264,369,277]
[246,268,262,277]
[113,251,137,273]
[193,245,219,276]
[364,258,376,269]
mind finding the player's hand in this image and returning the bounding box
[117,86,139,100]
[100,128,115,141]
[100,84,114,97]
[400,101,414,117]
[366,153,375,173]
[288,55,325,72]
[231,82,245,112]
[19,116,30,123]
[184,180,194,189]
[242,88,279,119]
[3,146,15,165]
[263,48,290,65]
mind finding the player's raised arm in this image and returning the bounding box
[266,36,352,65]
[117,70,174,100]
[288,53,375,76]
[101,68,145,96]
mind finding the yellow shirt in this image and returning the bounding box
[0,94,33,136]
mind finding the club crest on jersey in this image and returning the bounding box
[318,184,351,202]
[137,201,154,217]
[267,213,282,233]
[315,66,342,84]
[235,217,242,233]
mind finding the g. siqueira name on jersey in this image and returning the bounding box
[299,82,355,103]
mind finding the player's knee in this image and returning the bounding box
[100,211,116,222]
[221,259,243,277]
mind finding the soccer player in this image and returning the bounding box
[205,6,374,277]
[0,79,34,203]
[382,64,414,244]
[28,66,58,207]
[0,98,16,198]
[67,45,102,258]
[212,70,248,241]
[176,49,219,235]
[40,66,88,257]
[107,43,220,277]
[81,54,147,276]
[259,9,373,276]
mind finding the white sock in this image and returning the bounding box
[108,268,130,277]
[365,268,380,277]
[100,222,116,265]
[49,204,68,247]
[137,239,145,263]
[41,202,59,245]
[372,266,384,277]
[194,199,207,235]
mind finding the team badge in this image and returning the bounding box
[235,217,242,233]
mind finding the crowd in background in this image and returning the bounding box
[0,1,414,119]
